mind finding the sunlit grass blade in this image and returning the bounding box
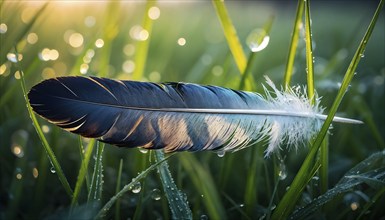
[272,1,384,219]
[95,153,174,219]
[114,159,123,220]
[283,0,304,88]
[304,0,315,100]
[155,151,192,219]
[71,138,96,208]
[212,0,255,91]
[98,1,120,78]
[88,141,105,202]
[180,154,226,219]
[132,0,157,80]
[17,60,73,198]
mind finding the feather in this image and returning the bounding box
[27,76,362,156]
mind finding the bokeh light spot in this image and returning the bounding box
[130,25,149,41]
[42,68,56,79]
[0,23,7,34]
[7,53,23,63]
[80,63,89,74]
[27,33,38,44]
[149,71,161,82]
[95,39,104,48]
[177,38,186,46]
[69,33,84,48]
[84,16,96,27]
[123,60,135,73]
[0,64,7,75]
[14,71,21,80]
[123,44,135,56]
[148,7,160,20]
[32,168,39,178]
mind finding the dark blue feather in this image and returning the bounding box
[28,76,361,154]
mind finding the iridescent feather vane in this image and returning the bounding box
[27,76,362,156]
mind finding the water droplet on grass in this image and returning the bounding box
[246,29,270,52]
[139,148,148,154]
[200,214,208,220]
[217,150,225,157]
[151,188,161,200]
[132,182,141,193]
[50,166,56,174]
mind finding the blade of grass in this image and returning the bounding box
[283,0,304,88]
[154,151,192,219]
[272,1,384,218]
[114,159,123,220]
[212,0,255,91]
[95,153,174,219]
[180,153,227,220]
[88,141,105,202]
[304,0,315,101]
[71,138,96,208]
[17,58,73,198]
[132,0,157,80]
[98,1,120,77]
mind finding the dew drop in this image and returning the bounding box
[278,162,287,180]
[132,181,141,193]
[15,168,23,180]
[11,144,24,158]
[139,148,148,154]
[360,54,365,58]
[50,166,56,174]
[7,53,22,63]
[200,214,208,220]
[217,150,225,158]
[246,29,270,52]
[151,188,162,200]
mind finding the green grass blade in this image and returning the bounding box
[304,0,315,101]
[272,1,384,218]
[212,0,246,72]
[212,0,255,91]
[88,141,105,202]
[154,151,192,219]
[18,61,73,198]
[114,159,124,220]
[132,0,157,80]
[180,154,227,219]
[71,138,96,207]
[95,153,174,219]
[283,0,304,88]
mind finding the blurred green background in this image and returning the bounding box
[0,1,384,219]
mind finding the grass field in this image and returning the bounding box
[1,1,384,219]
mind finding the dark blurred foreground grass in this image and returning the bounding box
[0,1,384,219]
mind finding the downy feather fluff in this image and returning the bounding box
[28,76,361,156]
